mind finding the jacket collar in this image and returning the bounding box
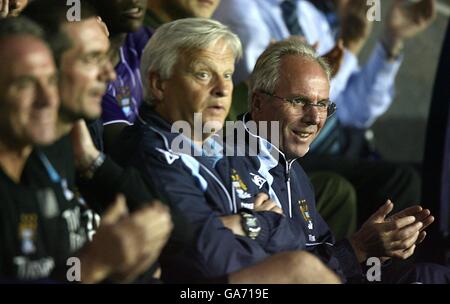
[137,104,224,163]
[241,112,298,169]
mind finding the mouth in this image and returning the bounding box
[291,129,315,141]
[90,86,106,98]
[121,7,144,19]
[31,111,55,125]
[207,104,225,111]
[198,0,215,6]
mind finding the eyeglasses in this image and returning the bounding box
[260,91,336,118]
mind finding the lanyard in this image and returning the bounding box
[37,151,61,184]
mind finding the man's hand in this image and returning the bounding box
[382,0,436,59]
[220,193,283,236]
[253,193,283,215]
[220,214,246,237]
[380,204,434,260]
[349,199,434,263]
[322,40,344,77]
[70,120,101,173]
[79,195,173,283]
[339,0,373,56]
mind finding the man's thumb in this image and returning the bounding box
[370,199,394,222]
[102,194,128,224]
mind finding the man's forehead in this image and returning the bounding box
[274,56,330,97]
[182,44,236,66]
[0,35,52,70]
[63,18,109,51]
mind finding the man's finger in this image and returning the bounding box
[269,206,284,215]
[392,244,416,260]
[413,208,430,222]
[389,231,420,251]
[0,0,9,17]
[253,193,269,207]
[389,205,422,220]
[368,200,394,222]
[390,221,422,242]
[102,194,128,224]
[419,215,434,231]
[257,200,278,212]
[385,215,416,231]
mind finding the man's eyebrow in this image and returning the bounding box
[291,94,331,103]
[187,58,235,74]
[189,59,213,69]
[81,50,105,58]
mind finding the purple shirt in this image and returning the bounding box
[101,26,152,126]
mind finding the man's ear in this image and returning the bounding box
[148,71,166,101]
[251,92,263,113]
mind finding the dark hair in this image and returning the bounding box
[22,0,99,66]
[0,16,45,41]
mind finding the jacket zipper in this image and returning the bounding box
[286,160,294,218]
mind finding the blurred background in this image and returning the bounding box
[360,0,449,163]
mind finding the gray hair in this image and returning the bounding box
[140,17,242,103]
[248,38,331,107]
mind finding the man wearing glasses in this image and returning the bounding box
[218,37,450,283]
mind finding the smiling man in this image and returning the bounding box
[252,56,332,159]
[0,17,169,284]
[222,37,450,284]
[20,1,175,283]
[112,18,342,284]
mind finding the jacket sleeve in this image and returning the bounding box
[78,156,157,213]
[303,174,362,281]
[251,210,307,254]
[332,43,403,128]
[311,212,363,281]
[137,148,270,281]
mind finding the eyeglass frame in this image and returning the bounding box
[259,91,337,118]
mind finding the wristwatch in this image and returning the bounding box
[240,209,261,240]
[82,152,106,180]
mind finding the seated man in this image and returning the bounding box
[86,0,152,151]
[145,0,357,242]
[113,17,449,284]
[0,17,172,283]
[222,37,450,283]
[215,0,427,236]
[112,17,341,283]
[23,0,183,282]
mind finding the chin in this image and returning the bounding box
[83,107,102,121]
[203,119,224,134]
[285,145,309,159]
[32,131,56,146]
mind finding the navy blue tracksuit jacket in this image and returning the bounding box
[111,105,313,282]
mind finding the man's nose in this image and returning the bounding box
[301,104,321,125]
[211,76,231,98]
[100,59,116,83]
[36,81,58,108]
